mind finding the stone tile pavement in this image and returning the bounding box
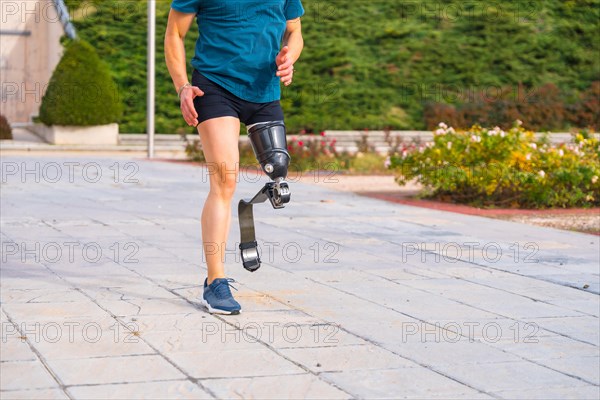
[0,155,598,399]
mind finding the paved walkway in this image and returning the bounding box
[1,155,599,399]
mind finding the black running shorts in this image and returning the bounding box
[191,70,284,126]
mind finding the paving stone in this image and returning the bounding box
[118,313,211,333]
[527,316,600,345]
[0,388,69,399]
[141,329,260,353]
[93,298,198,317]
[532,356,600,386]
[280,344,415,372]
[321,367,491,399]
[166,348,305,379]
[492,385,600,399]
[0,360,59,391]
[439,360,592,392]
[220,309,324,326]
[67,380,212,399]
[401,278,585,319]
[0,337,37,362]
[201,374,349,399]
[81,284,181,302]
[29,324,156,360]
[2,302,108,322]
[423,317,558,341]
[1,288,90,304]
[385,337,522,367]
[45,355,185,386]
[490,334,600,361]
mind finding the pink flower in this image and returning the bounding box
[384,156,391,168]
[320,131,326,136]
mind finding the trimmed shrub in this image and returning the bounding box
[389,123,600,209]
[0,114,13,140]
[71,0,600,133]
[39,39,122,126]
[569,82,600,130]
[424,83,575,132]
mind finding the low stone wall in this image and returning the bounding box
[28,123,119,145]
[117,130,599,156]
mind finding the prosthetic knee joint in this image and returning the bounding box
[238,121,291,272]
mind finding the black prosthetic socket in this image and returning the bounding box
[238,122,291,272]
[248,122,290,180]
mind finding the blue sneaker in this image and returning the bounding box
[200,278,241,315]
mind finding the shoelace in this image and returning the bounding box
[213,278,238,299]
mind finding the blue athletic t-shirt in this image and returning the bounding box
[171,0,305,103]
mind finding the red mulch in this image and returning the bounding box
[360,191,600,217]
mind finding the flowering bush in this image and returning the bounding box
[286,132,340,172]
[388,122,600,208]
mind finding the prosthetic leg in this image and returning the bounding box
[238,121,291,272]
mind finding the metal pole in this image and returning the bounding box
[147,0,156,158]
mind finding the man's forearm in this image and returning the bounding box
[284,29,304,65]
[164,34,190,93]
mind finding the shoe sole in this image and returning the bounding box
[200,299,241,315]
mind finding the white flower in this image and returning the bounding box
[402,150,408,158]
[448,127,455,134]
[526,153,531,161]
[529,143,537,150]
[538,170,546,178]
[592,176,598,184]
[488,126,502,136]
[516,120,523,126]
[438,122,448,129]
[471,135,481,143]
[435,129,446,135]
[558,149,564,157]
[384,156,391,168]
[500,131,506,138]
[447,141,453,150]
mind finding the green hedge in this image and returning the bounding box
[39,39,123,126]
[66,0,599,133]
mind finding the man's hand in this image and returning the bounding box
[276,46,294,86]
[180,86,204,126]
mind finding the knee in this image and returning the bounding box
[210,171,237,200]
